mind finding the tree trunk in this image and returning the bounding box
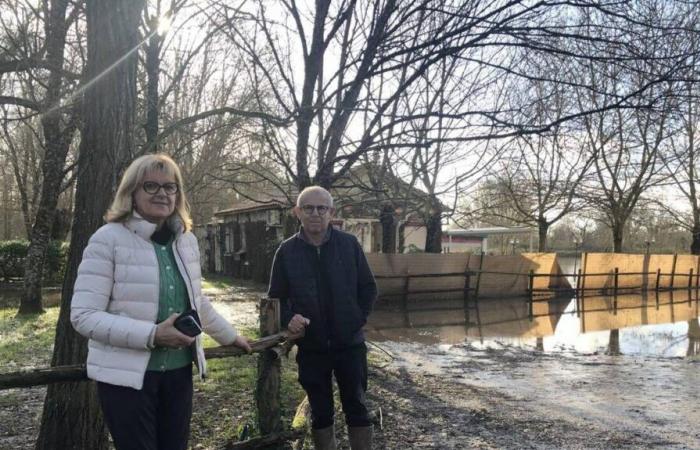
[397,221,406,254]
[687,319,700,357]
[537,219,548,252]
[35,0,143,448]
[144,25,161,149]
[607,329,620,355]
[612,222,624,253]
[691,225,700,255]
[379,204,396,253]
[424,210,442,253]
[17,0,74,315]
[1,164,11,239]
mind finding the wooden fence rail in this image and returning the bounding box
[0,298,297,450]
[0,331,289,390]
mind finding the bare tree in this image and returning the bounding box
[0,0,83,314]
[36,0,144,447]
[201,0,700,251]
[656,20,700,254]
[19,0,81,314]
[574,4,683,253]
[485,77,594,251]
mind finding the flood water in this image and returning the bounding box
[367,255,700,358]
[367,293,700,357]
[365,255,700,447]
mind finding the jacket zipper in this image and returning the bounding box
[173,239,204,378]
[316,246,331,349]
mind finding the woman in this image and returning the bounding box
[71,154,252,450]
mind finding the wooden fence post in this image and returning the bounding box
[474,253,485,299]
[402,274,411,327]
[575,268,582,317]
[670,253,678,289]
[256,297,282,447]
[528,270,534,321]
[463,270,471,307]
[689,269,694,305]
[613,267,619,313]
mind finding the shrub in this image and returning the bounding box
[0,240,68,283]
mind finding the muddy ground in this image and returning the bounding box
[2,283,699,449]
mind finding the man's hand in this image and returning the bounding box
[287,313,310,339]
[233,335,253,353]
[154,313,196,348]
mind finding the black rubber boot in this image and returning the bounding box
[348,425,372,450]
[311,425,337,450]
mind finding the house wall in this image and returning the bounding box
[402,225,426,252]
[442,236,483,254]
[343,219,376,253]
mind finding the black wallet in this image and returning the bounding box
[174,309,202,337]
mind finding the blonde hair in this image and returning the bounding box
[105,154,193,231]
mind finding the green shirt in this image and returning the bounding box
[147,234,193,371]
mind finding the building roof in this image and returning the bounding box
[444,226,534,238]
[214,198,287,216]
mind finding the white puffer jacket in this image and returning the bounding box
[70,213,238,390]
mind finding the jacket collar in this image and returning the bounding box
[125,212,185,241]
[296,225,332,246]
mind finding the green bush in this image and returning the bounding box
[0,240,68,283]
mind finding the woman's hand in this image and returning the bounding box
[154,313,196,348]
[233,335,253,353]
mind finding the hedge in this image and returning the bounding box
[0,240,68,283]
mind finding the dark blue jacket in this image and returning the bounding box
[268,227,377,351]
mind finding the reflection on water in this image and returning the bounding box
[366,290,700,358]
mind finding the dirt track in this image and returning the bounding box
[367,341,700,449]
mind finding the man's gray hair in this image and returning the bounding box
[296,186,334,207]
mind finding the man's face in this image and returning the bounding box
[294,190,334,235]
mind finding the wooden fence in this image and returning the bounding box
[373,252,700,303]
[0,298,300,450]
[375,254,700,322]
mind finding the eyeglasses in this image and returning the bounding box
[301,204,331,215]
[142,181,179,195]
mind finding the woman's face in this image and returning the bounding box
[133,170,178,226]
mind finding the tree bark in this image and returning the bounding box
[424,208,442,253]
[687,318,700,357]
[379,204,396,253]
[537,219,549,252]
[35,0,143,448]
[612,222,624,254]
[144,23,161,149]
[607,328,620,355]
[691,226,700,255]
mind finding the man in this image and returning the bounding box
[268,186,377,450]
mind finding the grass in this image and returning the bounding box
[0,305,58,371]
[192,328,307,448]
[201,274,236,291]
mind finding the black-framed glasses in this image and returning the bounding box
[301,204,331,215]
[142,181,179,195]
